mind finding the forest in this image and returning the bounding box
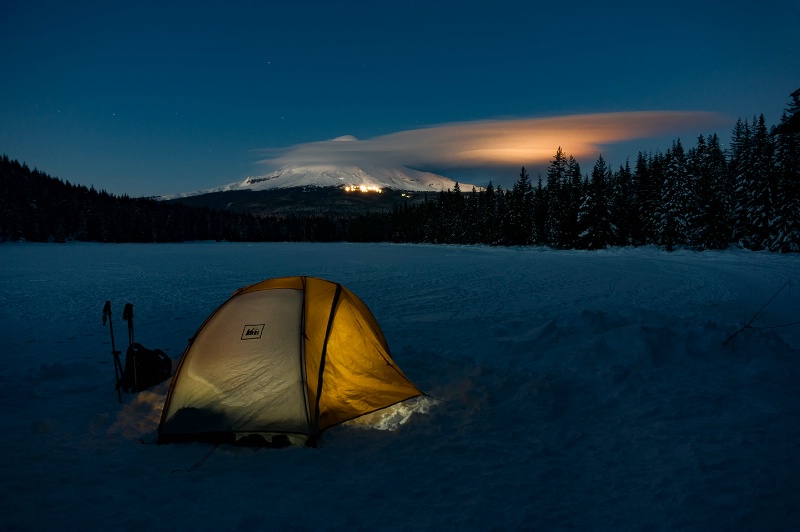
[1,89,798,252]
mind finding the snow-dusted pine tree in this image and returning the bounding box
[689,134,732,249]
[638,151,665,246]
[609,160,633,246]
[532,175,545,245]
[771,89,800,252]
[742,115,778,250]
[632,152,653,245]
[504,168,534,246]
[562,155,583,248]
[576,155,616,249]
[494,185,508,246]
[480,181,498,245]
[655,140,694,250]
[544,147,568,247]
[730,118,752,244]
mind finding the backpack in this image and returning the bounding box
[104,301,173,401]
[122,343,172,393]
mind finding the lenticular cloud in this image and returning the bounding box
[260,111,726,170]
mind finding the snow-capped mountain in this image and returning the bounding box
[161,164,480,200]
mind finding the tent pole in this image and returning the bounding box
[310,283,342,445]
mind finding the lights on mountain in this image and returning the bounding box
[344,185,382,193]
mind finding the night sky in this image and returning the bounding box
[1,0,797,196]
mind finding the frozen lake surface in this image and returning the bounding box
[1,242,799,529]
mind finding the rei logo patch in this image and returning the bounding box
[241,324,265,340]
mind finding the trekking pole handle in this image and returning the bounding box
[123,303,134,345]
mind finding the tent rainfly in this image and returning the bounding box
[157,276,423,446]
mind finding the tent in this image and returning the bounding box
[157,276,423,446]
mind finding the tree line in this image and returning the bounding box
[353,89,800,252]
[1,89,797,251]
[0,156,348,243]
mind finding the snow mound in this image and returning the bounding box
[345,396,439,431]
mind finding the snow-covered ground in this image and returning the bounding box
[1,242,799,530]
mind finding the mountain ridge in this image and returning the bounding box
[160,163,482,200]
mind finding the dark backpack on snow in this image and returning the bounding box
[122,343,172,393]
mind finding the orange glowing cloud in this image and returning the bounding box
[260,111,727,170]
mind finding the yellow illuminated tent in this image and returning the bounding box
[157,276,422,446]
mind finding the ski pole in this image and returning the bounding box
[123,303,138,391]
[102,301,124,403]
[123,303,135,345]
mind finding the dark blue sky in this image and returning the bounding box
[1,0,798,195]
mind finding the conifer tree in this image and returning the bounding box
[533,176,546,245]
[741,115,777,249]
[447,182,465,244]
[635,151,665,245]
[691,133,732,249]
[465,186,479,244]
[495,185,510,246]
[772,89,800,252]
[655,140,693,250]
[610,160,633,246]
[563,156,583,248]
[577,155,616,249]
[544,147,568,246]
[481,181,499,245]
[507,168,534,245]
[630,152,650,246]
[730,118,752,244]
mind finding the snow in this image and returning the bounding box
[160,164,481,200]
[2,242,799,529]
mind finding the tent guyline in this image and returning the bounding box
[157,276,423,447]
[724,279,796,347]
[171,443,220,474]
